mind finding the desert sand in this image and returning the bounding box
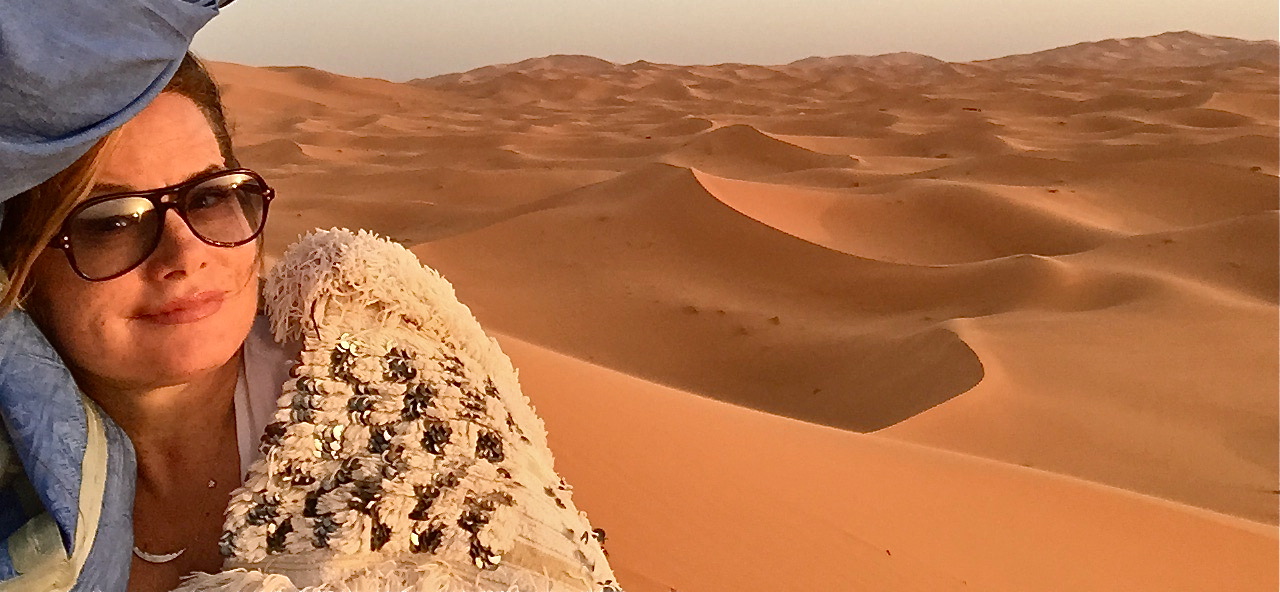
[209,31,1279,591]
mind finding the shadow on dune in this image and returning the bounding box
[407,163,1175,432]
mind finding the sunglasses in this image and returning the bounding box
[49,168,275,281]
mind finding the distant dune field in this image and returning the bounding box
[210,30,1279,592]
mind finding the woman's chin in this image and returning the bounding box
[128,305,255,384]
[132,340,242,386]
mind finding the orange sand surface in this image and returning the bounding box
[211,31,1279,591]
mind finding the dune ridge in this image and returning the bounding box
[210,30,1279,591]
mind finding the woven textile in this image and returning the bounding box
[176,229,619,592]
[0,311,137,592]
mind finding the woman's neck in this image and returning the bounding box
[76,350,242,493]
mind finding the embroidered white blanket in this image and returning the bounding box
[175,229,619,592]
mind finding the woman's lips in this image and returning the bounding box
[135,291,224,325]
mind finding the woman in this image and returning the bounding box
[1,4,617,591]
[1,53,288,592]
[0,50,619,592]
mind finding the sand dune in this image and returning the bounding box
[1203,90,1280,120]
[500,332,1277,592]
[208,30,1279,590]
[664,124,859,177]
[415,163,991,432]
[640,115,714,137]
[758,109,899,137]
[695,171,1120,264]
[1151,106,1258,128]
[237,137,311,166]
[980,31,1279,70]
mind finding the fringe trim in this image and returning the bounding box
[175,563,562,592]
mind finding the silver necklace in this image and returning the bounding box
[133,479,216,563]
[133,546,185,563]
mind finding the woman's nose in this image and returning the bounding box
[145,207,211,280]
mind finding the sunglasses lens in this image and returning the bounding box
[65,197,161,280]
[183,172,268,245]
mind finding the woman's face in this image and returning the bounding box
[26,93,259,392]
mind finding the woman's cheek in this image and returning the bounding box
[32,288,134,381]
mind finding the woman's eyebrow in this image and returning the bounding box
[89,181,133,194]
[89,164,225,195]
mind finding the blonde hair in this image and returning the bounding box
[0,134,119,311]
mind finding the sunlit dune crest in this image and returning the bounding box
[209,30,1278,592]
[978,30,1280,70]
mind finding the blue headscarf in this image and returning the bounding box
[0,0,231,202]
[0,2,230,590]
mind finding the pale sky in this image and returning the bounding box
[192,0,1279,82]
